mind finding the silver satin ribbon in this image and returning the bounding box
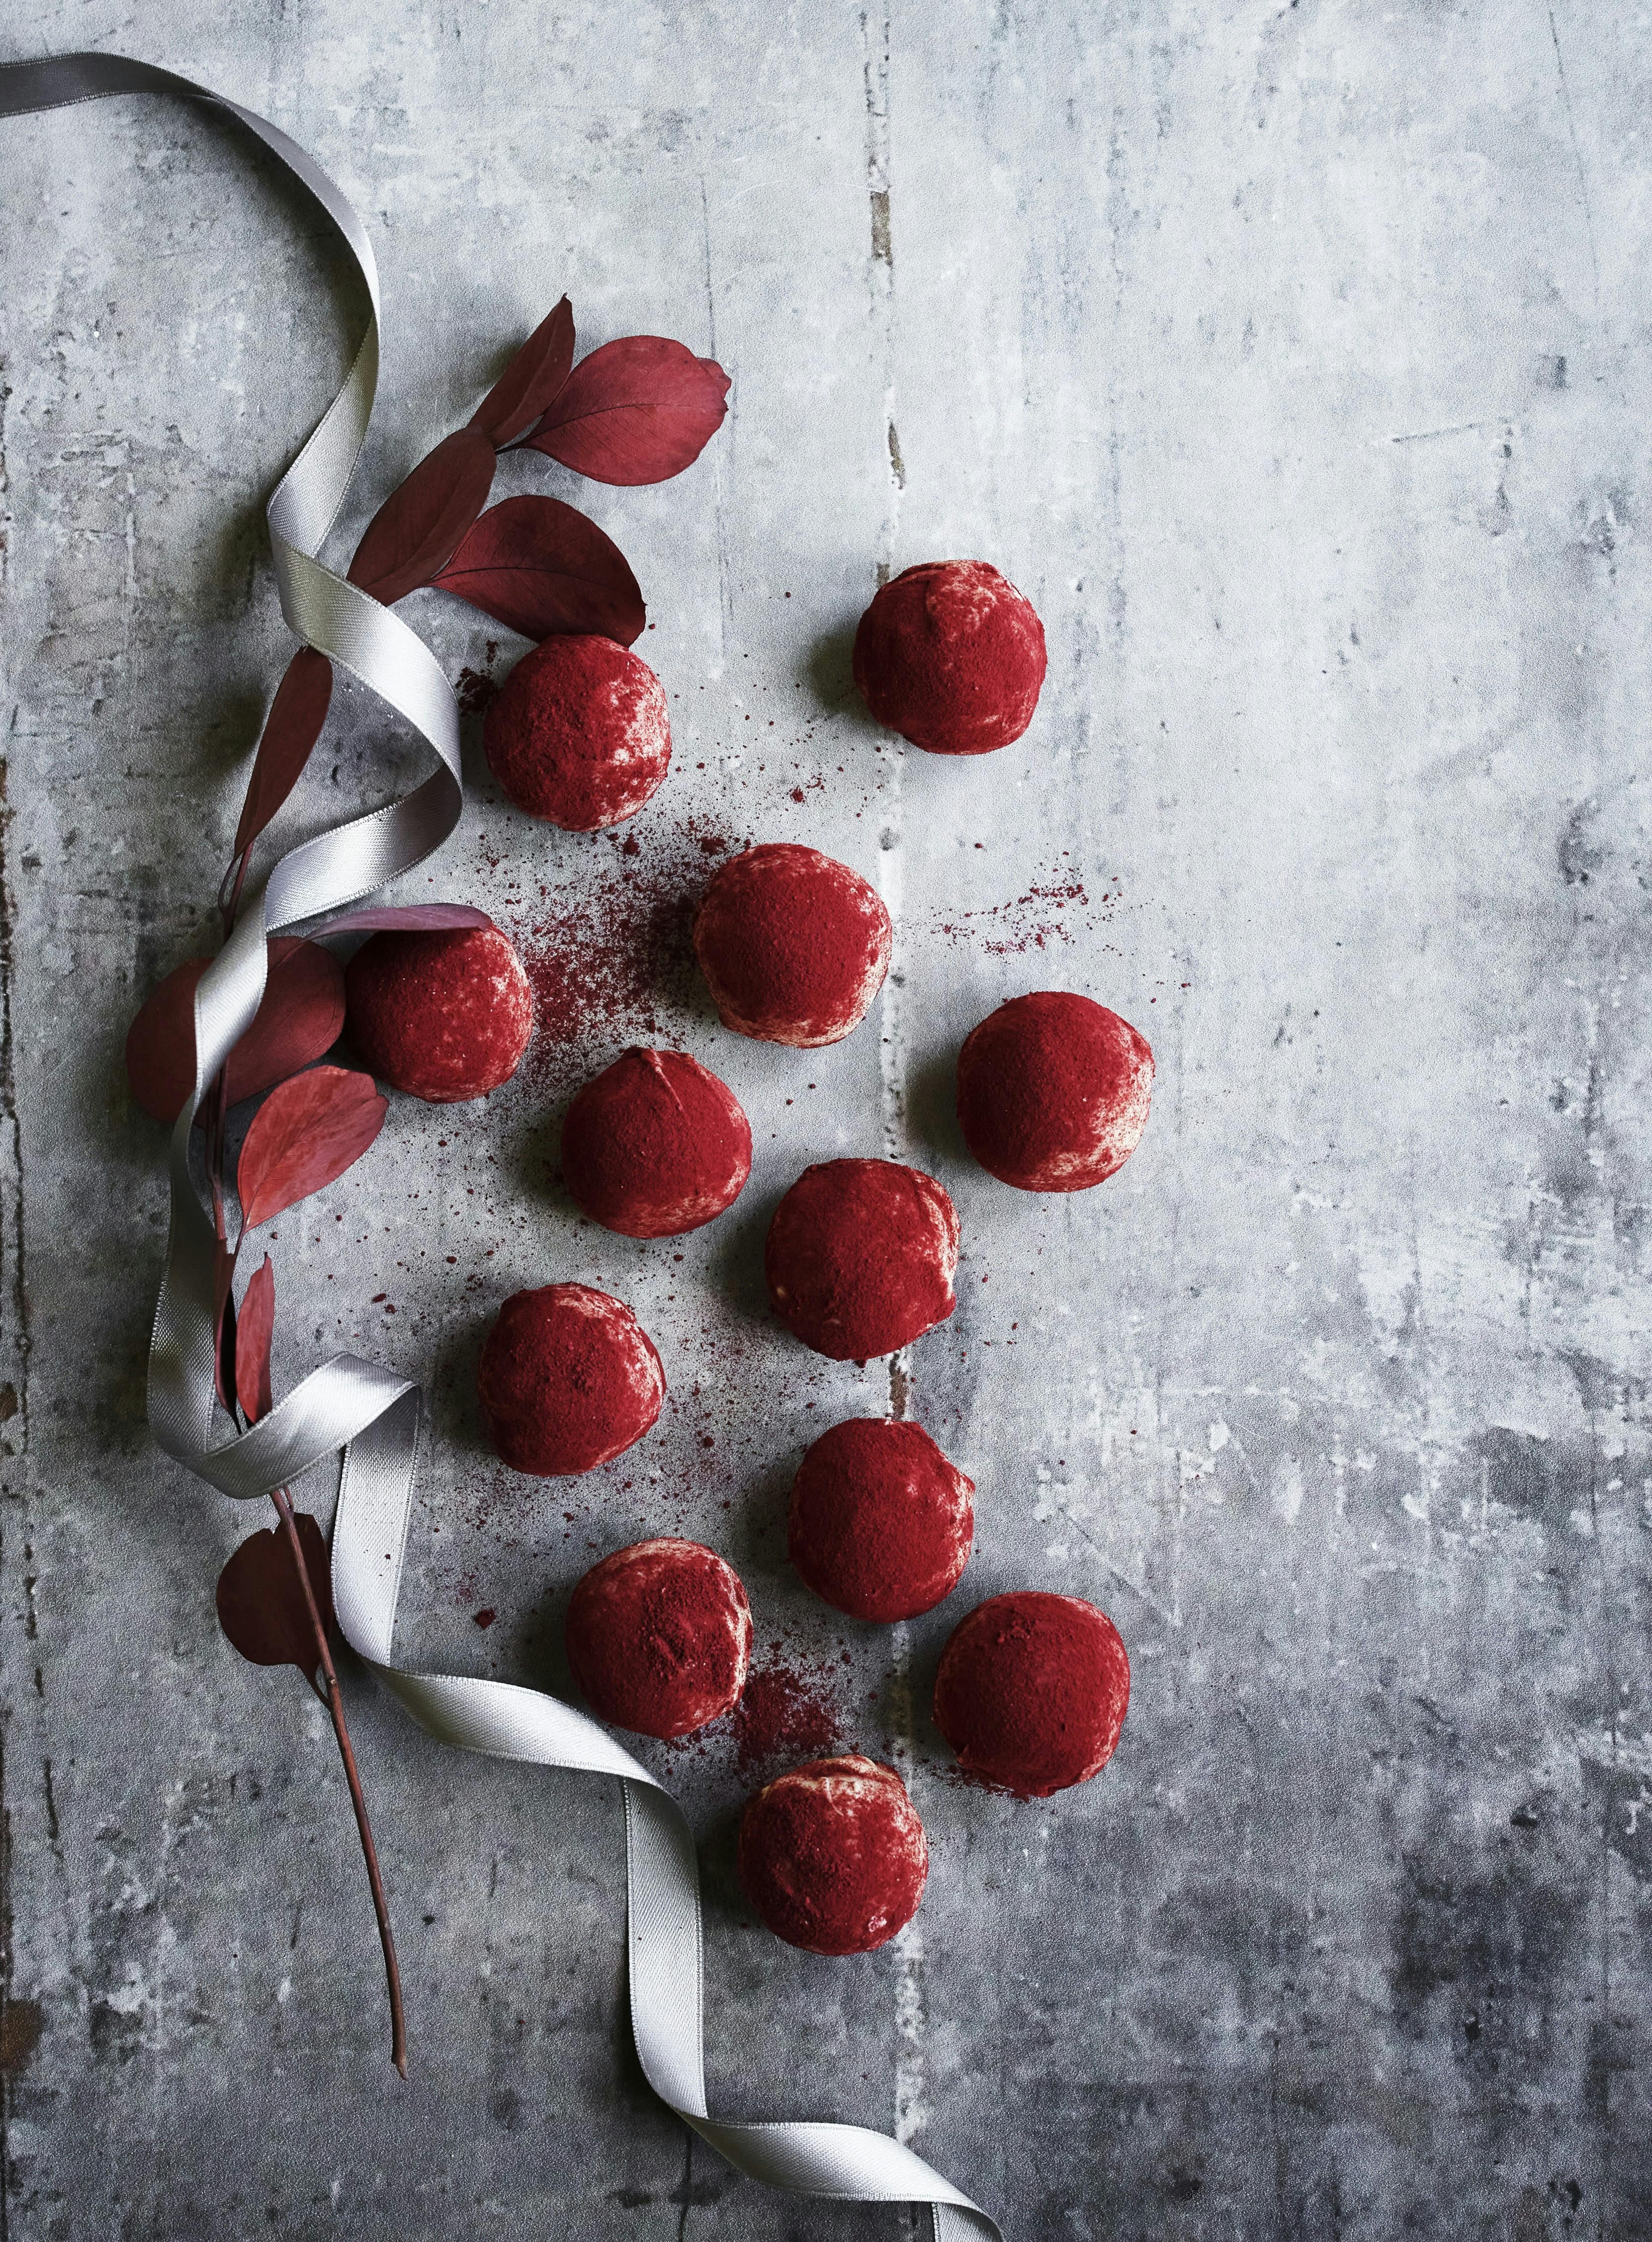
[1,53,1001,2242]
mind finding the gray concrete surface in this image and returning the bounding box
[1,2,1649,2236]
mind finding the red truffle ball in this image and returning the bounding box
[737,1754,928,1955]
[345,926,532,1103]
[126,936,344,1124]
[483,634,671,831]
[565,1537,752,1740]
[560,1048,752,1239]
[957,991,1153,1192]
[789,1418,974,1621]
[852,559,1047,756]
[933,1591,1130,1798]
[693,843,891,1047]
[765,1159,959,1361]
[478,1283,664,1476]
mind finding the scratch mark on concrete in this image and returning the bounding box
[1,1725,12,2242]
[887,419,905,490]
[1389,419,1503,445]
[1547,5,1602,310]
[861,14,923,2207]
[862,3,900,578]
[698,173,732,671]
[0,747,29,1463]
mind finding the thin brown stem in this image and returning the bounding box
[221,849,251,939]
[269,1485,408,2077]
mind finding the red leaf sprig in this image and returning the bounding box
[234,1254,276,1426]
[237,1065,387,1231]
[323,903,495,938]
[127,289,728,2083]
[125,935,345,1127]
[469,296,575,445]
[213,1250,409,2078]
[433,495,645,646]
[347,427,498,607]
[224,296,726,893]
[216,1509,333,1681]
[524,335,730,485]
[233,648,334,860]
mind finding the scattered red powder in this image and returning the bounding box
[484,634,671,831]
[456,667,498,718]
[508,824,734,1097]
[934,862,1113,956]
[564,1537,752,1740]
[560,1047,752,1238]
[478,1283,665,1476]
[456,639,502,717]
[344,926,533,1102]
[127,936,344,1124]
[732,1660,841,1775]
[765,1158,959,1361]
[693,843,891,1047]
[932,1591,1130,1799]
[789,1417,974,1621]
[852,559,1046,756]
[737,1754,928,1954]
[957,991,1153,1192]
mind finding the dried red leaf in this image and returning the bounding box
[325,904,495,937]
[126,936,346,1126]
[236,1255,275,1425]
[238,1065,387,1231]
[347,427,498,606]
[432,496,644,646]
[234,648,334,859]
[470,297,575,447]
[213,1231,239,1413]
[525,337,730,486]
[215,1513,334,1683]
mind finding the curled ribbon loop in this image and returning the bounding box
[1,52,1001,2242]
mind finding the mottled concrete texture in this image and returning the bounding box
[0,3,1649,2237]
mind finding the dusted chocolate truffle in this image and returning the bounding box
[483,633,671,831]
[737,1754,928,1955]
[344,925,532,1103]
[565,1537,752,1739]
[852,560,1046,756]
[789,1418,974,1621]
[560,1047,752,1239]
[126,936,345,1125]
[766,1158,959,1361]
[957,991,1152,1192]
[933,1591,1129,1798]
[693,843,891,1047]
[478,1283,664,1476]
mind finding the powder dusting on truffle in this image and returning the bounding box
[344,926,533,1103]
[852,559,1046,756]
[565,1537,752,1739]
[560,1047,752,1238]
[765,1158,959,1361]
[693,843,892,1047]
[957,991,1153,1192]
[478,1282,665,1476]
[932,1590,1130,1798]
[736,1753,928,1955]
[484,634,671,831]
[788,1417,974,1621]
